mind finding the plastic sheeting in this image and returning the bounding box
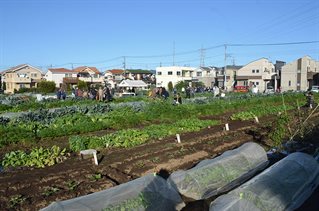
[210,152,319,211]
[41,174,185,211]
[167,142,268,200]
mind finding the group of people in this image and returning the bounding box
[71,86,113,102]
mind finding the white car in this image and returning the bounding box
[264,86,275,94]
[311,85,319,93]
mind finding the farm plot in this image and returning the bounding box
[0,93,318,210]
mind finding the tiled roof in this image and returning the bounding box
[48,68,73,73]
[2,64,28,74]
[73,66,100,74]
[107,69,125,74]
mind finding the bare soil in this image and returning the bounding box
[0,109,318,211]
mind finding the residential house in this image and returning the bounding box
[73,66,104,84]
[235,58,276,92]
[215,65,243,90]
[155,66,197,88]
[125,69,155,85]
[194,66,218,87]
[45,66,104,89]
[104,69,126,88]
[45,68,77,88]
[1,64,43,94]
[281,56,319,92]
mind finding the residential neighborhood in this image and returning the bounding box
[1,55,319,94]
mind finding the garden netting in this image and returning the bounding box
[210,152,319,211]
[41,174,185,211]
[167,142,268,200]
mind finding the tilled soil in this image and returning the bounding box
[0,110,318,210]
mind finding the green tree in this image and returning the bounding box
[77,80,88,90]
[174,81,187,91]
[167,81,173,92]
[37,81,56,94]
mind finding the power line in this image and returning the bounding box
[229,41,319,47]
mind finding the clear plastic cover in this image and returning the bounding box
[167,142,268,200]
[210,152,319,211]
[41,174,185,211]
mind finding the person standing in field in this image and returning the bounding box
[97,87,104,101]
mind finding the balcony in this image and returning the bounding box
[63,77,79,84]
[79,76,104,83]
[11,77,32,83]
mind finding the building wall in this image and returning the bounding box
[281,56,319,92]
[156,66,197,88]
[4,66,42,93]
[45,71,77,87]
[236,58,275,91]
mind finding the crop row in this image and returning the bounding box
[2,146,67,168]
[69,118,219,151]
[0,93,307,148]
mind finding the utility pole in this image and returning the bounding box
[71,63,74,70]
[173,41,175,66]
[224,44,227,89]
[200,46,205,67]
[123,56,126,70]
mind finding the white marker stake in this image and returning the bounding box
[93,151,98,165]
[225,123,229,131]
[254,116,259,123]
[176,134,181,143]
[80,149,98,165]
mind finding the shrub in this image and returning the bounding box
[77,80,88,91]
[37,81,56,94]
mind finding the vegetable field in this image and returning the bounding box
[0,93,319,210]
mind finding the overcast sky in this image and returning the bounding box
[0,0,318,71]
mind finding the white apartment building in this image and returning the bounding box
[156,66,219,88]
[281,56,319,92]
[236,58,277,92]
[156,66,197,88]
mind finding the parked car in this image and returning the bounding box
[311,85,319,93]
[234,86,249,93]
[264,86,275,94]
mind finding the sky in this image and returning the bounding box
[0,0,318,72]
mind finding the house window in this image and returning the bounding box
[176,71,181,76]
[252,69,255,73]
[197,72,202,77]
[168,71,173,75]
[157,72,162,75]
[19,84,26,88]
[289,81,291,86]
[17,73,27,78]
[256,82,259,85]
[31,73,37,77]
[256,69,259,73]
[207,71,210,75]
[244,81,248,86]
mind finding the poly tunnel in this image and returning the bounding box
[41,174,185,211]
[167,142,268,200]
[210,152,319,211]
